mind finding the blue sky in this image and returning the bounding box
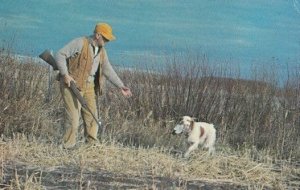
[0,0,300,82]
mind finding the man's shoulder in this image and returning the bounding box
[72,36,87,43]
[66,36,87,49]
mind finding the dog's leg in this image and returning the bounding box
[204,141,216,156]
[184,141,199,158]
[208,146,215,155]
[204,129,216,156]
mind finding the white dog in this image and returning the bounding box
[173,116,216,157]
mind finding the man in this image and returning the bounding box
[55,22,132,149]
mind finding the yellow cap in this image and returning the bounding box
[94,23,116,41]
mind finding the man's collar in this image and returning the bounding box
[87,35,95,46]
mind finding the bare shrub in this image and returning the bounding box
[0,51,62,138]
[103,53,299,160]
[0,50,299,160]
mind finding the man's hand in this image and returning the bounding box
[63,74,75,87]
[121,86,132,97]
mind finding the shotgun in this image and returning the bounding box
[39,49,102,128]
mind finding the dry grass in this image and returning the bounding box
[0,49,299,189]
[1,135,298,189]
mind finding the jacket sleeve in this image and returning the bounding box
[101,49,125,88]
[55,37,83,75]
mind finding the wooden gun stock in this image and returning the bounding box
[39,49,58,70]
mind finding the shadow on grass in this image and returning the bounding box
[2,161,256,190]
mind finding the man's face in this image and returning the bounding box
[95,33,109,47]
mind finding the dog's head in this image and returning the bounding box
[172,116,195,135]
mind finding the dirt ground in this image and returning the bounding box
[1,161,271,190]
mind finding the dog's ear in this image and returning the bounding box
[190,120,194,130]
[180,116,185,121]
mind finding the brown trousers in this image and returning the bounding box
[60,79,98,148]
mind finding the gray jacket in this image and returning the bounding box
[55,36,124,88]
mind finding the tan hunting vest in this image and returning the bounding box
[67,37,105,94]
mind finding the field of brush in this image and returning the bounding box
[0,49,299,189]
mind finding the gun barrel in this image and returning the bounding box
[70,81,88,108]
[70,81,100,126]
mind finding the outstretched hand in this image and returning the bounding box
[121,86,132,97]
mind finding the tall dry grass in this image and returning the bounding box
[0,50,62,139]
[104,55,300,161]
[0,50,299,160]
[0,49,299,189]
